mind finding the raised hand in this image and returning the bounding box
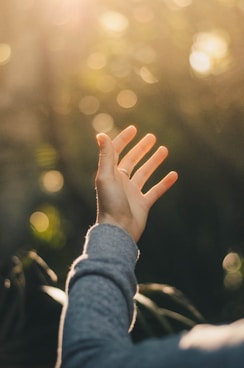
[95,125,178,242]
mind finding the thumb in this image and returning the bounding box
[96,133,115,177]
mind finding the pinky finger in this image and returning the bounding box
[144,171,178,209]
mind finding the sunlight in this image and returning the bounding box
[99,10,129,34]
[190,51,211,74]
[189,30,230,76]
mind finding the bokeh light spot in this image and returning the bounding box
[30,211,50,233]
[116,89,138,109]
[79,95,100,115]
[139,66,158,84]
[223,252,242,273]
[0,44,12,66]
[190,51,211,74]
[30,205,65,248]
[87,52,107,70]
[99,11,129,33]
[190,30,230,76]
[40,170,64,193]
[92,113,114,133]
[223,252,243,291]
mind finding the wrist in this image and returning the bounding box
[96,215,136,241]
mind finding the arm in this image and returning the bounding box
[57,126,244,368]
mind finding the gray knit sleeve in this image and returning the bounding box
[59,224,140,367]
[58,224,244,368]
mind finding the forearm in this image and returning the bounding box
[58,224,139,366]
[57,224,244,368]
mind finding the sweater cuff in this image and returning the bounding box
[83,223,139,265]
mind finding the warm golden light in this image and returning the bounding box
[190,51,211,74]
[30,211,50,233]
[40,170,64,193]
[29,205,65,247]
[116,89,138,109]
[92,113,114,133]
[0,43,12,66]
[99,11,129,33]
[190,30,230,76]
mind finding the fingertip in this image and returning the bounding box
[170,170,179,182]
[158,145,168,156]
[146,133,156,142]
[96,133,107,147]
[128,124,137,132]
[126,125,138,138]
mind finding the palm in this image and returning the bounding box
[96,126,178,242]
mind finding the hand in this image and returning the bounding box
[95,125,178,242]
[180,319,244,351]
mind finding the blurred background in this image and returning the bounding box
[0,0,244,365]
